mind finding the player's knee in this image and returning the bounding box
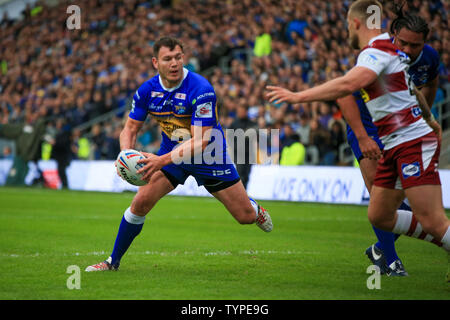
[368,211,387,230]
[418,217,442,237]
[130,198,151,216]
[236,208,256,224]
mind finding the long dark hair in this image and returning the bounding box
[390,1,429,40]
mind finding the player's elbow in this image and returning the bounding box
[341,67,377,95]
[201,139,209,151]
[341,78,361,96]
[333,77,359,98]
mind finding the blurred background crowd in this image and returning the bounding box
[0,0,449,170]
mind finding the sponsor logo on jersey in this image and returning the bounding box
[151,91,164,98]
[418,65,430,72]
[148,103,160,110]
[175,93,186,100]
[362,53,379,66]
[163,99,174,107]
[196,92,215,101]
[212,169,232,176]
[401,162,420,178]
[195,102,213,118]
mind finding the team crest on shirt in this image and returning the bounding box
[401,162,420,178]
[175,104,187,114]
[411,106,422,117]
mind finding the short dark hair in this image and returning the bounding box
[153,37,184,58]
[390,2,429,40]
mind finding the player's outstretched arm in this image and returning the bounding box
[336,95,382,160]
[266,67,378,104]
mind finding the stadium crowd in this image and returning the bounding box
[0,0,449,166]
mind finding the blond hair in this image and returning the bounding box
[349,0,383,22]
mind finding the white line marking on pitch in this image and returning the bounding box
[1,249,319,258]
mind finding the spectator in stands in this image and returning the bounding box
[279,124,305,166]
[0,0,448,168]
[308,118,334,165]
[90,123,106,160]
[50,118,72,189]
[1,145,13,160]
[328,119,347,166]
[71,128,90,160]
[104,126,122,160]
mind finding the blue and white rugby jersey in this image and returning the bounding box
[129,68,228,163]
[407,44,440,89]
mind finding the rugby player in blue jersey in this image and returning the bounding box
[336,9,441,276]
[86,37,273,271]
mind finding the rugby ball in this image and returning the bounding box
[116,149,148,186]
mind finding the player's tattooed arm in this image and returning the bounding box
[419,76,439,109]
[413,86,441,140]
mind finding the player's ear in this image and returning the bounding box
[152,57,158,70]
[352,16,361,30]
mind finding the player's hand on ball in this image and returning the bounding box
[266,86,300,104]
[114,161,121,177]
[137,152,164,182]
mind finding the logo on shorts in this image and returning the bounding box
[401,162,420,178]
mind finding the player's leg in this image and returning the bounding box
[369,168,447,248]
[368,186,405,234]
[392,185,450,282]
[85,170,175,271]
[207,179,273,232]
[359,157,403,273]
[389,133,450,250]
[370,138,450,279]
[399,185,449,248]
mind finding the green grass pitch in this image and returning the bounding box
[0,186,448,300]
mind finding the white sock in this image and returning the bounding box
[249,197,259,218]
[392,210,413,234]
[441,227,450,252]
[124,207,146,225]
[393,210,444,248]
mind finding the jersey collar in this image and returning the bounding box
[409,49,423,67]
[368,32,391,46]
[158,67,189,92]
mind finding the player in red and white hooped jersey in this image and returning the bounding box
[266,0,449,281]
[356,32,433,151]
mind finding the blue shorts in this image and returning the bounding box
[157,143,240,192]
[347,124,384,163]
